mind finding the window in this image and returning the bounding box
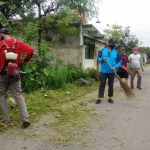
[85,44,94,59]
[84,36,95,59]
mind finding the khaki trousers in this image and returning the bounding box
[0,76,29,123]
[130,68,142,88]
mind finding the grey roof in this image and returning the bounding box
[83,35,106,44]
[82,24,104,39]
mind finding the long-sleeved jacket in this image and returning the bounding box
[97,47,122,73]
[0,38,34,71]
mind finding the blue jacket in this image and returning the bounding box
[97,48,122,73]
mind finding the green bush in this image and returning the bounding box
[21,58,94,93]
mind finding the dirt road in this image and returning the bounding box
[0,66,150,150]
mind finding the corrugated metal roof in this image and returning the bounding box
[82,24,104,38]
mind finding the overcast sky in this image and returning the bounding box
[89,0,150,47]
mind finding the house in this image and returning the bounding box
[147,58,150,64]
[139,49,147,64]
[50,24,105,69]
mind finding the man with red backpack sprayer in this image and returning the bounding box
[0,28,34,128]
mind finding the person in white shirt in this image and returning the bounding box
[128,46,144,89]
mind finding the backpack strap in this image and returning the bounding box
[0,39,17,52]
[12,39,17,49]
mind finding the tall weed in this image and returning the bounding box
[21,58,95,93]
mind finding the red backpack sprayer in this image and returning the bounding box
[1,40,40,78]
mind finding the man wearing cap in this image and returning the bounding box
[96,38,122,104]
[0,28,34,128]
[128,46,144,89]
[117,47,129,90]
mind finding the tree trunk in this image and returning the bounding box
[37,3,42,56]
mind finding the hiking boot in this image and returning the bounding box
[108,99,114,104]
[95,99,101,104]
[137,86,142,89]
[22,121,30,128]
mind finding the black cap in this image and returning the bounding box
[109,38,116,43]
[0,28,10,35]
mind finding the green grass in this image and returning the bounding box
[144,63,150,68]
[0,81,100,140]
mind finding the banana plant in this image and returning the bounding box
[0,2,25,30]
[0,11,11,30]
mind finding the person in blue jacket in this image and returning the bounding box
[95,38,122,104]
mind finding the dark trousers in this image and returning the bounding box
[98,73,115,98]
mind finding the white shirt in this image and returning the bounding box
[128,53,143,69]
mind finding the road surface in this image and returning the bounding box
[0,66,150,150]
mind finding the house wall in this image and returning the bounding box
[139,50,147,64]
[50,34,105,69]
[52,35,79,48]
[143,54,147,64]
[83,37,105,69]
[84,59,94,68]
[95,42,105,71]
[51,35,83,67]
[84,43,105,71]
[50,47,82,67]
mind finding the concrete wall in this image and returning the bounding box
[139,50,147,64]
[50,34,105,69]
[52,35,79,48]
[50,46,82,67]
[51,35,84,67]
[84,59,94,68]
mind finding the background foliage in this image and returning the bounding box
[103,24,139,54]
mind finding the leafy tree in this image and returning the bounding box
[20,0,101,54]
[139,46,150,58]
[0,1,34,19]
[0,11,11,30]
[0,0,101,55]
[40,11,78,43]
[60,0,100,20]
[0,1,35,30]
[103,24,123,42]
[103,24,139,54]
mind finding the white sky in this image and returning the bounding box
[89,0,150,47]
